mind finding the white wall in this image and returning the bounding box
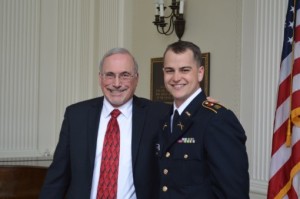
[0,0,123,157]
[131,0,243,116]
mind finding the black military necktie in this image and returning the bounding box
[172,110,180,134]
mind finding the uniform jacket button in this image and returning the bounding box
[184,154,188,159]
[162,186,168,192]
[163,169,168,175]
[165,152,171,158]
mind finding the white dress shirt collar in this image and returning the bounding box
[103,97,133,118]
[173,88,202,115]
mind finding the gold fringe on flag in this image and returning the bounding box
[291,107,300,127]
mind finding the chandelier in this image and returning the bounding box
[153,0,185,41]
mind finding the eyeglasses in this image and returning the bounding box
[101,71,137,82]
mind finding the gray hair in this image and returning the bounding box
[99,48,139,73]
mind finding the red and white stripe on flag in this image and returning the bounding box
[267,0,300,198]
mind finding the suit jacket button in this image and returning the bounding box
[165,152,171,158]
[163,169,168,175]
[184,154,188,159]
[162,186,168,192]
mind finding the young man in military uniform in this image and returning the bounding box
[156,41,249,198]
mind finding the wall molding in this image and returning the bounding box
[241,0,287,197]
[0,0,123,157]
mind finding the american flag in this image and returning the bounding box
[267,0,300,198]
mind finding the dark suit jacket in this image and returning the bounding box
[156,92,249,199]
[39,96,169,199]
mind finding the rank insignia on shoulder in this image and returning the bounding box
[202,100,224,113]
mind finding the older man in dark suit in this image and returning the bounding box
[40,48,169,199]
[156,41,249,199]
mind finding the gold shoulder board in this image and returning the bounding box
[202,100,224,114]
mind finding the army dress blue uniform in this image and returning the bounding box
[156,92,249,199]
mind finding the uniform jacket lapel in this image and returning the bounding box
[160,108,176,153]
[161,92,207,151]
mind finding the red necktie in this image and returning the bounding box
[97,109,121,199]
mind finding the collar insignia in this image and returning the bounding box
[177,122,184,130]
[185,111,191,117]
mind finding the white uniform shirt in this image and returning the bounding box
[172,88,202,116]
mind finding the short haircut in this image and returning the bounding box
[163,41,202,66]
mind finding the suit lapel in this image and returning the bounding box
[131,96,147,167]
[87,97,103,177]
[86,96,148,173]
